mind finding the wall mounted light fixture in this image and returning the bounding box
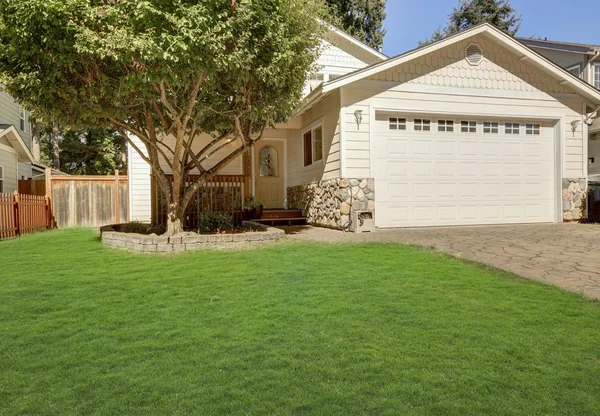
[354,110,363,130]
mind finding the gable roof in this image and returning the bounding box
[300,23,600,113]
[0,125,35,163]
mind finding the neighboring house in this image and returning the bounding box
[129,23,600,228]
[518,37,600,180]
[0,90,41,194]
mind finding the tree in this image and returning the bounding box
[0,0,327,235]
[39,127,126,176]
[422,0,522,45]
[326,0,387,50]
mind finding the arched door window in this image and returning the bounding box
[259,146,278,177]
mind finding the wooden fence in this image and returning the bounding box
[154,174,250,229]
[0,192,51,239]
[18,179,47,197]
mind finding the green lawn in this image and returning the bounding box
[1,229,599,415]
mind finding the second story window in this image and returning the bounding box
[595,65,600,89]
[19,106,26,132]
[309,73,325,91]
[568,65,581,78]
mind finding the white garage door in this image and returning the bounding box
[374,114,556,228]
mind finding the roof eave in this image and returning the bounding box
[0,126,34,163]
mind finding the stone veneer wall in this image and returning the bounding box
[562,179,587,221]
[287,178,375,229]
[101,221,285,253]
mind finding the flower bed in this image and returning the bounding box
[100,221,285,253]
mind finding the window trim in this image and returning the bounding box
[19,106,26,132]
[525,123,541,135]
[594,64,600,89]
[302,119,324,168]
[567,64,582,78]
[0,165,4,194]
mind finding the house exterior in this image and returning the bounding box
[518,37,600,180]
[129,23,600,228]
[0,90,40,194]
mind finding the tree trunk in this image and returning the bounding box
[166,201,185,236]
[32,124,41,162]
[52,122,60,170]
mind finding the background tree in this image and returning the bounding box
[326,0,387,50]
[0,0,327,235]
[422,0,522,45]
[39,127,126,176]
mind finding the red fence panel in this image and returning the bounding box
[0,193,51,240]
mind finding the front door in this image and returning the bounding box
[255,140,285,209]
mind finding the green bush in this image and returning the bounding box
[118,222,166,235]
[198,212,234,234]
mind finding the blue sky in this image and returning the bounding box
[382,0,599,57]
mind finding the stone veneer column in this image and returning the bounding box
[562,179,587,221]
[287,178,375,229]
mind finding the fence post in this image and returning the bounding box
[115,169,120,224]
[13,191,20,237]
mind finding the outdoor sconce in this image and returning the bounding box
[354,109,363,130]
[571,120,580,136]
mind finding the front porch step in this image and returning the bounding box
[261,209,303,219]
[253,217,307,226]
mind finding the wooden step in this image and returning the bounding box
[253,217,307,226]
[261,209,303,219]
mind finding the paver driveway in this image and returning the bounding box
[282,223,600,300]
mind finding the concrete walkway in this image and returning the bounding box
[280,223,600,300]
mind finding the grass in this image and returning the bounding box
[0,229,599,415]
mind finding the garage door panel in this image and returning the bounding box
[374,114,556,228]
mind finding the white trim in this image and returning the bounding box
[566,64,582,78]
[326,23,388,61]
[322,23,600,105]
[583,102,589,194]
[555,119,564,223]
[369,103,376,178]
[0,126,34,162]
[465,43,484,66]
[0,164,4,193]
[18,105,26,133]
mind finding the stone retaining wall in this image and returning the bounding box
[101,221,285,253]
[562,179,587,221]
[287,178,375,229]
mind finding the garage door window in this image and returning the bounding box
[483,122,499,134]
[461,121,476,133]
[505,123,520,134]
[526,123,541,135]
[414,119,431,131]
[389,118,406,130]
[438,120,454,132]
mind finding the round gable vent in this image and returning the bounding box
[465,43,483,66]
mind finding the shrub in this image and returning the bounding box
[198,212,234,234]
[119,222,150,234]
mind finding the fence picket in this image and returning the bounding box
[0,192,51,240]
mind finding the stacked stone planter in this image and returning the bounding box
[562,179,587,221]
[101,221,285,253]
[287,178,375,229]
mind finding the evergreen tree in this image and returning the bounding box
[327,0,387,50]
[422,0,521,45]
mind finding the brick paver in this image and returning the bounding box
[280,223,600,300]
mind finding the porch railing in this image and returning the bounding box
[153,174,251,229]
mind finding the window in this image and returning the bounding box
[328,74,341,81]
[309,73,325,91]
[461,121,476,133]
[526,123,541,135]
[414,119,431,131]
[389,117,407,130]
[0,166,3,193]
[483,122,499,134]
[595,65,600,89]
[438,120,454,132]
[303,124,323,167]
[568,65,581,78]
[505,122,520,134]
[259,146,278,177]
[19,106,25,131]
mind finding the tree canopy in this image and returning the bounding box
[326,0,387,50]
[422,0,522,45]
[0,0,328,234]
